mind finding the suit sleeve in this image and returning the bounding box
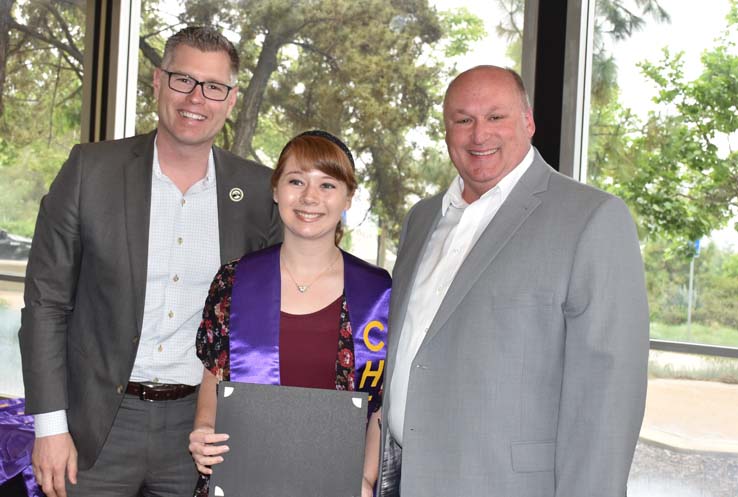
[555,196,649,497]
[19,145,84,415]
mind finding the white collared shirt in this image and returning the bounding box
[388,147,534,445]
[35,138,221,437]
[129,140,221,385]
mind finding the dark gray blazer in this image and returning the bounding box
[379,149,649,497]
[19,131,281,469]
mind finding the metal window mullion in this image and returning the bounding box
[81,0,140,143]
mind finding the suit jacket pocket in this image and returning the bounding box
[511,440,555,473]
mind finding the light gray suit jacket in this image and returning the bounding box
[379,150,649,497]
[18,131,281,469]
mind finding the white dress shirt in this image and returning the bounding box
[35,138,221,437]
[388,147,534,445]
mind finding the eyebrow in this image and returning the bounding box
[286,169,338,181]
[168,70,229,86]
[450,106,506,115]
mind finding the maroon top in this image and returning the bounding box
[279,295,343,389]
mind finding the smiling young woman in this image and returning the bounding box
[188,131,391,497]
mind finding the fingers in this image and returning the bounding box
[32,433,76,497]
[40,470,57,497]
[66,447,78,485]
[189,430,230,474]
[52,462,68,497]
[190,431,230,445]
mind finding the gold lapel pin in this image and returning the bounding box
[229,187,244,202]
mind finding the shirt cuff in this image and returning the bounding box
[34,410,69,438]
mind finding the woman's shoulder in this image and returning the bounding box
[208,246,274,294]
[341,250,391,286]
[212,258,240,283]
[233,243,281,268]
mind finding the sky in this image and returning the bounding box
[611,0,732,118]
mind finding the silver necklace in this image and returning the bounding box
[281,250,341,293]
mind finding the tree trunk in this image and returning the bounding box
[231,30,283,159]
[0,0,16,119]
[376,219,387,268]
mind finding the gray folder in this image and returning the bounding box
[208,381,368,497]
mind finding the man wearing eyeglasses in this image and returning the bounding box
[19,26,281,497]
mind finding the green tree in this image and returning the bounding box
[0,0,85,236]
[607,3,738,253]
[0,0,16,117]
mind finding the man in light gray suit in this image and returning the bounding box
[19,27,280,497]
[379,66,649,496]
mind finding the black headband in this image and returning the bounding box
[297,129,355,170]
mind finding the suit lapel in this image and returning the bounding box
[386,196,442,380]
[421,155,552,346]
[124,132,155,334]
[214,148,253,264]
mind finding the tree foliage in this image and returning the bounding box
[596,4,738,255]
[0,0,85,236]
[645,239,738,337]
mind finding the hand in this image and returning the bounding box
[189,427,230,475]
[32,432,78,497]
[361,476,374,497]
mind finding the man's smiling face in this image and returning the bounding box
[443,67,535,203]
[153,44,237,150]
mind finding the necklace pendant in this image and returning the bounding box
[297,285,308,293]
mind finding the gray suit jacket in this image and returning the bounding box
[379,150,649,497]
[18,131,281,469]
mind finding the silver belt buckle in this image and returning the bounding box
[139,381,161,402]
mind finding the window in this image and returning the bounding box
[584,0,738,494]
[0,0,86,397]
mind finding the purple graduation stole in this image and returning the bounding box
[228,244,391,410]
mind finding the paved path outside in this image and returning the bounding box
[641,378,738,454]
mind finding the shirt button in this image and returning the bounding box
[172,274,179,282]
[132,335,139,344]
[168,310,174,318]
[153,377,159,383]
[158,344,163,352]
[181,199,186,206]
[177,237,183,245]
[116,385,124,394]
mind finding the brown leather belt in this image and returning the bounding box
[126,382,196,401]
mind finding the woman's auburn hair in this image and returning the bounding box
[271,134,357,193]
[272,134,357,245]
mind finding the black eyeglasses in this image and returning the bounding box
[161,69,234,102]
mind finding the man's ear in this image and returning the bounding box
[225,86,239,116]
[524,108,536,138]
[153,67,162,99]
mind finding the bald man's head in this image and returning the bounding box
[442,65,536,202]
